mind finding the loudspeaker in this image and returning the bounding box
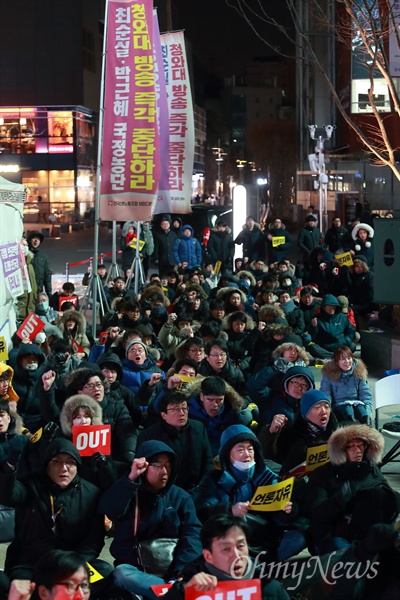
[373,219,400,303]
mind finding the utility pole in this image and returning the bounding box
[308,124,335,235]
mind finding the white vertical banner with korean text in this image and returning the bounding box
[100,0,160,221]
[160,31,194,214]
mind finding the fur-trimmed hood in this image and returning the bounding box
[268,221,287,231]
[321,358,368,382]
[328,424,384,465]
[0,362,19,402]
[272,342,310,364]
[351,223,374,240]
[185,282,208,299]
[258,304,286,321]
[221,312,256,332]
[249,261,269,274]
[236,270,257,288]
[183,376,244,413]
[140,284,171,307]
[216,286,247,304]
[58,309,87,336]
[59,393,103,436]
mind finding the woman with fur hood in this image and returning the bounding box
[59,394,118,489]
[57,309,91,358]
[320,345,373,425]
[307,424,400,554]
[222,310,257,376]
[349,222,374,268]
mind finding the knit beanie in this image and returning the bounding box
[300,389,331,419]
[125,340,148,357]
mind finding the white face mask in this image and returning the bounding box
[24,362,38,371]
[232,459,255,471]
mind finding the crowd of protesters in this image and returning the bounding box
[0,213,399,600]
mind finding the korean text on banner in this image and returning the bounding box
[305,443,330,473]
[185,579,261,600]
[0,242,23,299]
[160,31,194,214]
[100,0,160,222]
[335,251,353,267]
[272,236,286,248]
[152,9,171,213]
[72,424,111,457]
[249,477,294,511]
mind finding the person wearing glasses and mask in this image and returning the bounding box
[64,368,137,468]
[99,440,202,599]
[0,438,112,597]
[137,392,213,493]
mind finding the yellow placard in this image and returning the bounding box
[214,260,222,275]
[306,443,330,472]
[0,337,8,361]
[129,239,146,251]
[30,427,43,444]
[86,562,104,583]
[249,477,294,511]
[335,251,353,267]
[174,373,198,392]
[272,236,286,247]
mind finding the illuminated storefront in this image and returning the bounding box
[0,106,96,222]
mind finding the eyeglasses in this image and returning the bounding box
[166,406,188,414]
[148,462,172,470]
[83,381,104,390]
[289,381,309,390]
[50,459,77,469]
[208,353,227,359]
[59,581,90,595]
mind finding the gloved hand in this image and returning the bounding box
[91,452,108,467]
[43,421,59,442]
[6,435,26,466]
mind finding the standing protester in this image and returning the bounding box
[234,216,263,263]
[264,217,292,265]
[173,225,203,271]
[324,217,348,252]
[207,220,234,274]
[26,231,52,298]
[297,215,324,267]
[153,214,178,273]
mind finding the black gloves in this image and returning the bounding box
[43,421,59,442]
[6,435,26,466]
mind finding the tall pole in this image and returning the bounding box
[92,0,110,337]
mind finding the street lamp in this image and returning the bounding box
[236,159,247,183]
[308,124,335,234]
[212,143,227,201]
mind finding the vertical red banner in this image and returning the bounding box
[100,0,160,221]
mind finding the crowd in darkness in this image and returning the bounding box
[0,211,399,600]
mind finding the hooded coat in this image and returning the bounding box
[222,312,256,373]
[0,437,106,579]
[320,358,373,417]
[172,225,203,268]
[0,363,19,404]
[121,352,165,396]
[262,366,316,426]
[12,343,46,433]
[297,223,324,261]
[99,440,202,575]
[0,412,28,466]
[316,294,356,351]
[58,394,118,489]
[57,310,91,357]
[307,425,400,548]
[184,378,244,456]
[350,223,374,268]
[198,354,250,405]
[234,222,263,262]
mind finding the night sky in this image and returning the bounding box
[155,0,292,75]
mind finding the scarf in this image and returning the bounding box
[280,300,296,315]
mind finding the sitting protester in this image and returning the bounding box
[99,441,202,599]
[320,345,373,425]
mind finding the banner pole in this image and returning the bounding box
[92,0,110,337]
